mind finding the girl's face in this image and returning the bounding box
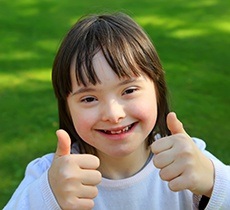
[67,51,158,160]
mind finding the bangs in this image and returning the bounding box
[72,13,155,86]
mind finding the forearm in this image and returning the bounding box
[205,159,230,209]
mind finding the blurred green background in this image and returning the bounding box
[0,0,229,207]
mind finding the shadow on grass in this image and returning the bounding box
[0,0,229,207]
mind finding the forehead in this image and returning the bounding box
[68,15,150,87]
[92,51,117,81]
[70,50,142,87]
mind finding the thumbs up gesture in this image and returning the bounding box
[151,112,214,197]
[48,129,102,210]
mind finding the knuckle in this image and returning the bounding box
[168,179,182,192]
[95,170,102,178]
[61,198,77,210]
[62,170,80,182]
[168,181,178,192]
[159,169,170,181]
[177,145,194,160]
[187,172,199,191]
[90,186,99,198]
[87,154,100,165]
[153,156,160,168]
[93,155,100,165]
[95,171,102,183]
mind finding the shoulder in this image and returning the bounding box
[191,137,207,150]
[191,137,219,161]
[25,153,54,177]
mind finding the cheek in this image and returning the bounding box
[132,96,157,117]
[67,99,99,145]
[71,110,98,142]
[72,111,93,133]
[131,97,158,128]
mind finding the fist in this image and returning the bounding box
[48,129,102,210]
[151,112,214,197]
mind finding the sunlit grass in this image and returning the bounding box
[0,69,51,90]
[213,21,230,32]
[136,16,184,29]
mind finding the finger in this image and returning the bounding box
[168,175,188,192]
[153,150,174,168]
[158,159,183,181]
[55,129,71,158]
[76,154,100,170]
[77,185,99,199]
[167,112,186,135]
[81,170,102,185]
[151,136,173,154]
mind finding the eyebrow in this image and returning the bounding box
[71,77,139,96]
[71,87,96,95]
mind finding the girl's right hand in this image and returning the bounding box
[48,129,102,210]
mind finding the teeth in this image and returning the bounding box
[104,125,131,134]
[111,130,121,134]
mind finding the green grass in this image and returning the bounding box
[0,0,229,207]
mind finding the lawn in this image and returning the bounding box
[0,0,229,208]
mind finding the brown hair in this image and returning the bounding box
[52,12,170,154]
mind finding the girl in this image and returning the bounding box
[4,12,230,210]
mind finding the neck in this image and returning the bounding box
[97,146,151,180]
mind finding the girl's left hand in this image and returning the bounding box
[151,112,214,197]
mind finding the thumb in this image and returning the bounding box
[167,112,186,135]
[55,129,71,158]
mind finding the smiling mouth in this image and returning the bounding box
[100,123,135,135]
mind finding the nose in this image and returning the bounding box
[101,100,126,123]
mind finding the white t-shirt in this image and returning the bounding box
[3,138,230,209]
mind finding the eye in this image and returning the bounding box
[81,96,97,103]
[123,87,138,95]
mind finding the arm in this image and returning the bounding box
[151,112,230,210]
[191,138,230,210]
[4,130,102,210]
[204,156,230,209]
[47,130,102,209]
[3,154,61,210]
